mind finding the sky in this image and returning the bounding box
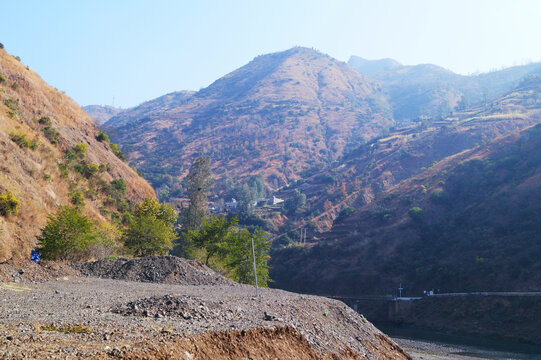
[2,0,541,108]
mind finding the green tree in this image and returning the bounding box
[184,215,238,266]
[283,189,306,216]
[123,198,177,257]
[37,206,115,261]
[182,157,213,231]
[183,215,272,286]
[226,227,272,286]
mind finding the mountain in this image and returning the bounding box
[105,47,394,192]
[347,56,402,76]
[348,56,541,122]
[104,90,195,128]
[83,105,123,125]
[274,74,541,234]
[0,48,155,262]
[271,75,541,296]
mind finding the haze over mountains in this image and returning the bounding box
[348,55,541,122]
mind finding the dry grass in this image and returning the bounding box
[0,47,155,262]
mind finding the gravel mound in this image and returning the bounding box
[72,255,235,286]
[113,294,221,320]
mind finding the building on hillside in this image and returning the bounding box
[225,198,238,210]
[267,196,284,205]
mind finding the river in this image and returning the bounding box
[376,324,541,360]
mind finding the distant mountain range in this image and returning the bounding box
[348,55,541,121]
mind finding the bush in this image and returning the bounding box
[109,143,125,161]
[84,164,100,178]
[122,198,177,257]
[42,126,61,144]
[38,117,51,125]
[110,179,126,194]
[0,74,6,84]
[408,206,424,221]
[9,132,38,150]
[0,43,3,49]
[334,206,355,224]
[70,191,85,206]
[0,191,19,216]
[96,131,109,142]
[11,82,18,90]
[73,142,88,156]
[37,206,116,261]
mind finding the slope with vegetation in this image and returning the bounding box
[104,47,393,196]
[271,82,541,296]
[273,75,541,236]
[0,46,155,262]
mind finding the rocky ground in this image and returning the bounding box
[0,257,411,359]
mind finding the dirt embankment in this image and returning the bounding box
[0,257,411,359]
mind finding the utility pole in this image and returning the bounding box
[299,228,307,244]
[398,283,403,298]
[251,237,259,297]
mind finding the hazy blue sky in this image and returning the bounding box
[2,0,540,108]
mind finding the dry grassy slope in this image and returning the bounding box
[0,48,155,262]
[272,119,541,296]
[107,47,393,190]
[280,76,541,232]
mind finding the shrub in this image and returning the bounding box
[9,132,38,150]
[0,191,19,216]
[109,143,125,161]
[0,43,3,49]
[96,131,109,142]
[408,206,424,221]
[110,179,126,194]
[0,74,6,84]
[4,98,18,112]
[37,206,117,261]
[11,82,18,90]
[73,142,88,156]
[38,117,51,125]
[70,191,85,206]
[42,126,61,144]
[334,206,355,224]
[84,164,100,178]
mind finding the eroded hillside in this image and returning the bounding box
[0,48,155,261]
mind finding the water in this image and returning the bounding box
[376,324,541,359]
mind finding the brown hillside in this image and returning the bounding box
[0,48,155,262]
[272,118,541,297]
[279,75,541,233]
[106,47,393,191]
